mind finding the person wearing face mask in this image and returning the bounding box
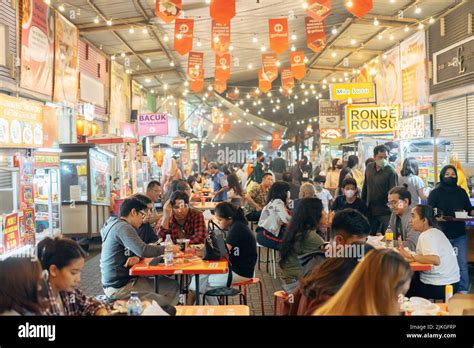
[187,202,257,305]
[298,155,313,183]
[324,158,342,197]
[38,237,110,315]
[387,185,420,251]
[331,178,368,220]
[314,175,333,214]
[428,165,474,294]
[362,145,398,235]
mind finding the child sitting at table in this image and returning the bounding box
[398,205,460,301]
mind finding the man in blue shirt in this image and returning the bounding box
[208,162,228,202]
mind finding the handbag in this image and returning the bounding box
[203,220,229,261]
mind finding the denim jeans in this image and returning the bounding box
[449,235,469,292]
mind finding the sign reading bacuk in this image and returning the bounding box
[346,105,400,135]
[330,83,374,101]
[137,112,169,137]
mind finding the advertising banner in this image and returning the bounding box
[290,51,306,80]
[215,53,231,82]
[305,0,332,21]
[281,67,294,91]
[305,17,326,53]
[137,112,169,136]
[211,21,231,55]
[262,53,278,82]
[210,0,235,24]
[3,213,19,253]
[269,18,288,55]
[53,13,79,104]
[174,18,194,56]
[20,0,55,96]
[156,0,182,23]
[330,82,374,101]
[346,104,400,135]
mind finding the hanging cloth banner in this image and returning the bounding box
[156,0,182,24]
[258,69,272,93]
[347,0,373,18]
[269,18,289,55]
[211,21,231,55]
[305,17,326,52]
[215,53,231,82]
[305,0,332,21]
[281,67,295,91]
[188,52,204,92]
[214,79,227,94]
[272,130,282,150]
[174,18,194,55]
[262,53,278,82]
[290,51,306,80]
[210,0,236,24]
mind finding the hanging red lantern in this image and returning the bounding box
[346,0,373,18]
[210,0,235,24]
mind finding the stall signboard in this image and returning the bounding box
[330,83,374,101]
[34,152,60,168]
[3,213,19,253]
[172,138,187,149]
[20,0,55,97]
[394,114,432,140]
[319,99,340,128]
[433,36,474,85]
[346,104,400,135]
[0,94,44,147]
[53,13,79,105]
[137,112,169,137]
[90,149,110,206]
[320,128,343,139]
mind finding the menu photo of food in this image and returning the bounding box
[10,120,22,144]
[0,118,9,144]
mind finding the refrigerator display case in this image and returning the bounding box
[59,143,113,238]
[33,151,61,241]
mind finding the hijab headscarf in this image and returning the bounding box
[439,165,459,191]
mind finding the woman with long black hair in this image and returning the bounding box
[188,202,257,304]
[279,198,327,293]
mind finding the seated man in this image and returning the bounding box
[244,172,273,222]
[100,196,178,304]
[387,185,420,251]
[292,182,315,211]
[299,209,371,277]
[158,191,207,244]
[331,178,368,218]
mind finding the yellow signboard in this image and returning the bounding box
[346,104,400,135]
[330,83,375,101]
[0,94,44,147]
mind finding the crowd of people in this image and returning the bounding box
[0,146,471,316]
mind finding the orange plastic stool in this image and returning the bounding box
[233,278,265,316]
[273,290,288,316]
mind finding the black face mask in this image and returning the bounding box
[443,177,457,186]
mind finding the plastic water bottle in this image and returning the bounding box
[127,292,142,316]
[164,234,174,265]
[385,226,394,249]
[445,284,453,304]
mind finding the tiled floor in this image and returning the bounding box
[81,240,284,315]
[81,240,474,316]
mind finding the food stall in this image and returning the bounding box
[33,150,61,241]
[59,143,113,242]
[394,114,450,186]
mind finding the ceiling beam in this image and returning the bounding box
[131,68,177,77]
[330,45,384,55]
[309,66,353,73]
[77,16,146,30]
[79,21,149,33]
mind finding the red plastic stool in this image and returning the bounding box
[233,278,265,316]
[273,290,288,316]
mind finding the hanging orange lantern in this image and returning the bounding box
[76,119,85,136]
[155,149,164,167]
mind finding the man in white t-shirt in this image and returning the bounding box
[314,175,333,213]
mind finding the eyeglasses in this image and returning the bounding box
[386,200,402,208]
[172,203,189,210]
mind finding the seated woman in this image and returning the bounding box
[398,205,460,301]
[37,237,110,315]
[283,257,359,315]
[187,175,201,195]
[279,198,327,293]
[188,202,257,305]
[256,181,291,250]
[330,178,368,219]
[0,257,46,315]
[315,249,413,315]
[226,172,245,208]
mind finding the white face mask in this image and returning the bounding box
[344,190,355,198]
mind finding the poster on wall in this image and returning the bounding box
[346,104,400,135]
[400,31,430,116]
[137,112,169,136]
[0,94,44,147]
[53,13,79,105]
[20,0,55,96]
[381,46,402,105]
[110,62,130,132]
[90,149,110,206]
[3,213,19,253]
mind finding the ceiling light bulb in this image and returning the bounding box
[350,39,357,45]
[142,28,148,34]
[106,19,113,26]
[207,85,213,91]
[302,2,308,9]
[146,58,151,64]
[229,45,234,51]
[177,33,183,40]
[213,36,219,43]
[373,18,379,26]
[346,0,353,8]
[184,81,189,87]
[170,61,175,67]
[163,35,169,42]
[252,35,258,43]
[291,45,296,52]
[378,34,383,40]
[389,34,395,40]
[331,27,337,35]
[121,52,126,57]
[163,84,168,90]
[418,23,424,30]
[58,4,65,12]
[415,6,421,14]
[129,27,135,34]
[260,45,267,52]
[94,17,100,24]
[206,0,211,4]
[429,17,435,24]
[405,25,410,32]
[291,34,297,41]
[331,51,337,58]
[197,39,202,47]
[247,63,253,69]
